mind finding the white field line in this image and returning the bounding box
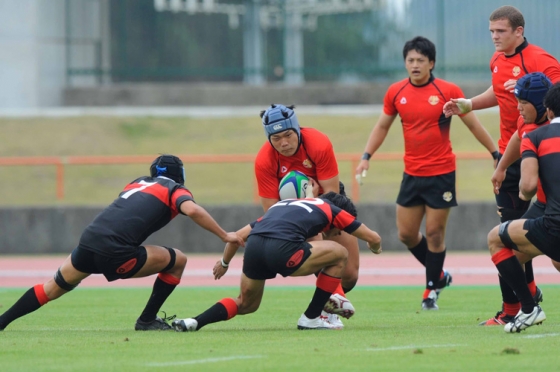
[1,267,558,278]
[145,355,264,367]
[521,333,560,339]
[366,344,465,352]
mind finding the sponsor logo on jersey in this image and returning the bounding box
[428,95,439,105]
[400,97,407,104]
[281,166,287,173]
[287,249,304,268]
[512,66,521,77]
[493,66,498,73]
[116,258,138,274]
[442,191,453,202]
[303,159,313,168]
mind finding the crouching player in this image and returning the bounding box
[0,155,244,331]
[173,190,382,331]
[487,83,560,333]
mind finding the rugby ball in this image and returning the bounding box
[278,170,309,200]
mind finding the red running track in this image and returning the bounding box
[1,252,559,288]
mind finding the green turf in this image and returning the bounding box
[0,113,501,206]
[1,285,558,371]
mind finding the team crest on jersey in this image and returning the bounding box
[442,191,453,202]
[512,66,521,77]
[281,166,287,173]
[493,66,498,73]
[400,97,407,104]
[428,96,439,105]
[303,159,313,168]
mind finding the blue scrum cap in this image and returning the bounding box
[150,154,185,185]
[260,104,301,142]
[514,72,552,122]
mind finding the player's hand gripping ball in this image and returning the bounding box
[278,170,310,200]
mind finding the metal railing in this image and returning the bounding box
[0,152,492,203]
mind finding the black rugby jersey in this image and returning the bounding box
[248,198,361,241]
[521,121,560,225]
[78,176,193,257]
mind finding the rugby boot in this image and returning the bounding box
[479,310,515,326]
[172,318,199,332]
[323,294,355,319]
[504,306,546,333]
[435,270,452,298]
[320,311,344,328]
[135,316,174,331]
[421,290,439,310]
[297,314,341,330]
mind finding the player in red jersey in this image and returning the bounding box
[480,72,554,326]
[356,36,498,310]
[0,155,244,331]
[486,82,560,333]
[253,103,359,327]
[443,5,560,317]
[172,192,382,332]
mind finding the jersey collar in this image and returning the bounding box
[409,73,435,88]
[505,38,528,58]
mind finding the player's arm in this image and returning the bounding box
[349,224,382,254]
[459,111,499,162]
[318,175,340,194]
[356,112,396,177]
[180,200,245,246]
[443,86,498,117]
[491,131,521,194]
[213,224,252,280]
[519,157,538,201]
[260,197,278,212]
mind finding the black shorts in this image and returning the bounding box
[242,235,312,280]
[495,159,531,211]
[523,217,560,262]
[396,171,458,209]
[71,245,148,282]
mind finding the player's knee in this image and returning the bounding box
[53,268,79,293]
[161,247,186,274]
[487,225,503,254]
[425,229,445,249]
[237,298,260,315]
[552,260,560,273]
[398,231,417,246]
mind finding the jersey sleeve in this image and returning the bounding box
[331,207,362,234]
[254,145,281,199]
[383,84,399,116]
[173,186,194,215]
[520,134,538,159]
[539,55,560,84]
[308,131,339,181]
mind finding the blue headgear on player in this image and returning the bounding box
[514,72,552,123]
[150,154,185,185]
[260,104,301,144]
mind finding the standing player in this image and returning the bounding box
[482,72,552,325]
[443,5,560,309]
[254,103,359,327]
[172,192,382,332]
[0,155,244,331]
[486,82,560,333]
[356,36,498,310]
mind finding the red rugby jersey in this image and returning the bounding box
[384,76,464,176]
[490,40,560,153]
[254,127,339,199]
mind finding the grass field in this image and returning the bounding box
[1,285,559,371]
[0,112,501,206]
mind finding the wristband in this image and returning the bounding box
[220,258,229,268]
[362,152,372,161]
[491,151,500,161]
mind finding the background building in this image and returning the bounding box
[1,0,559,107]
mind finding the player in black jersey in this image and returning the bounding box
[487,83,560,333]
[172,189,382,331]
[0,155,244,331]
